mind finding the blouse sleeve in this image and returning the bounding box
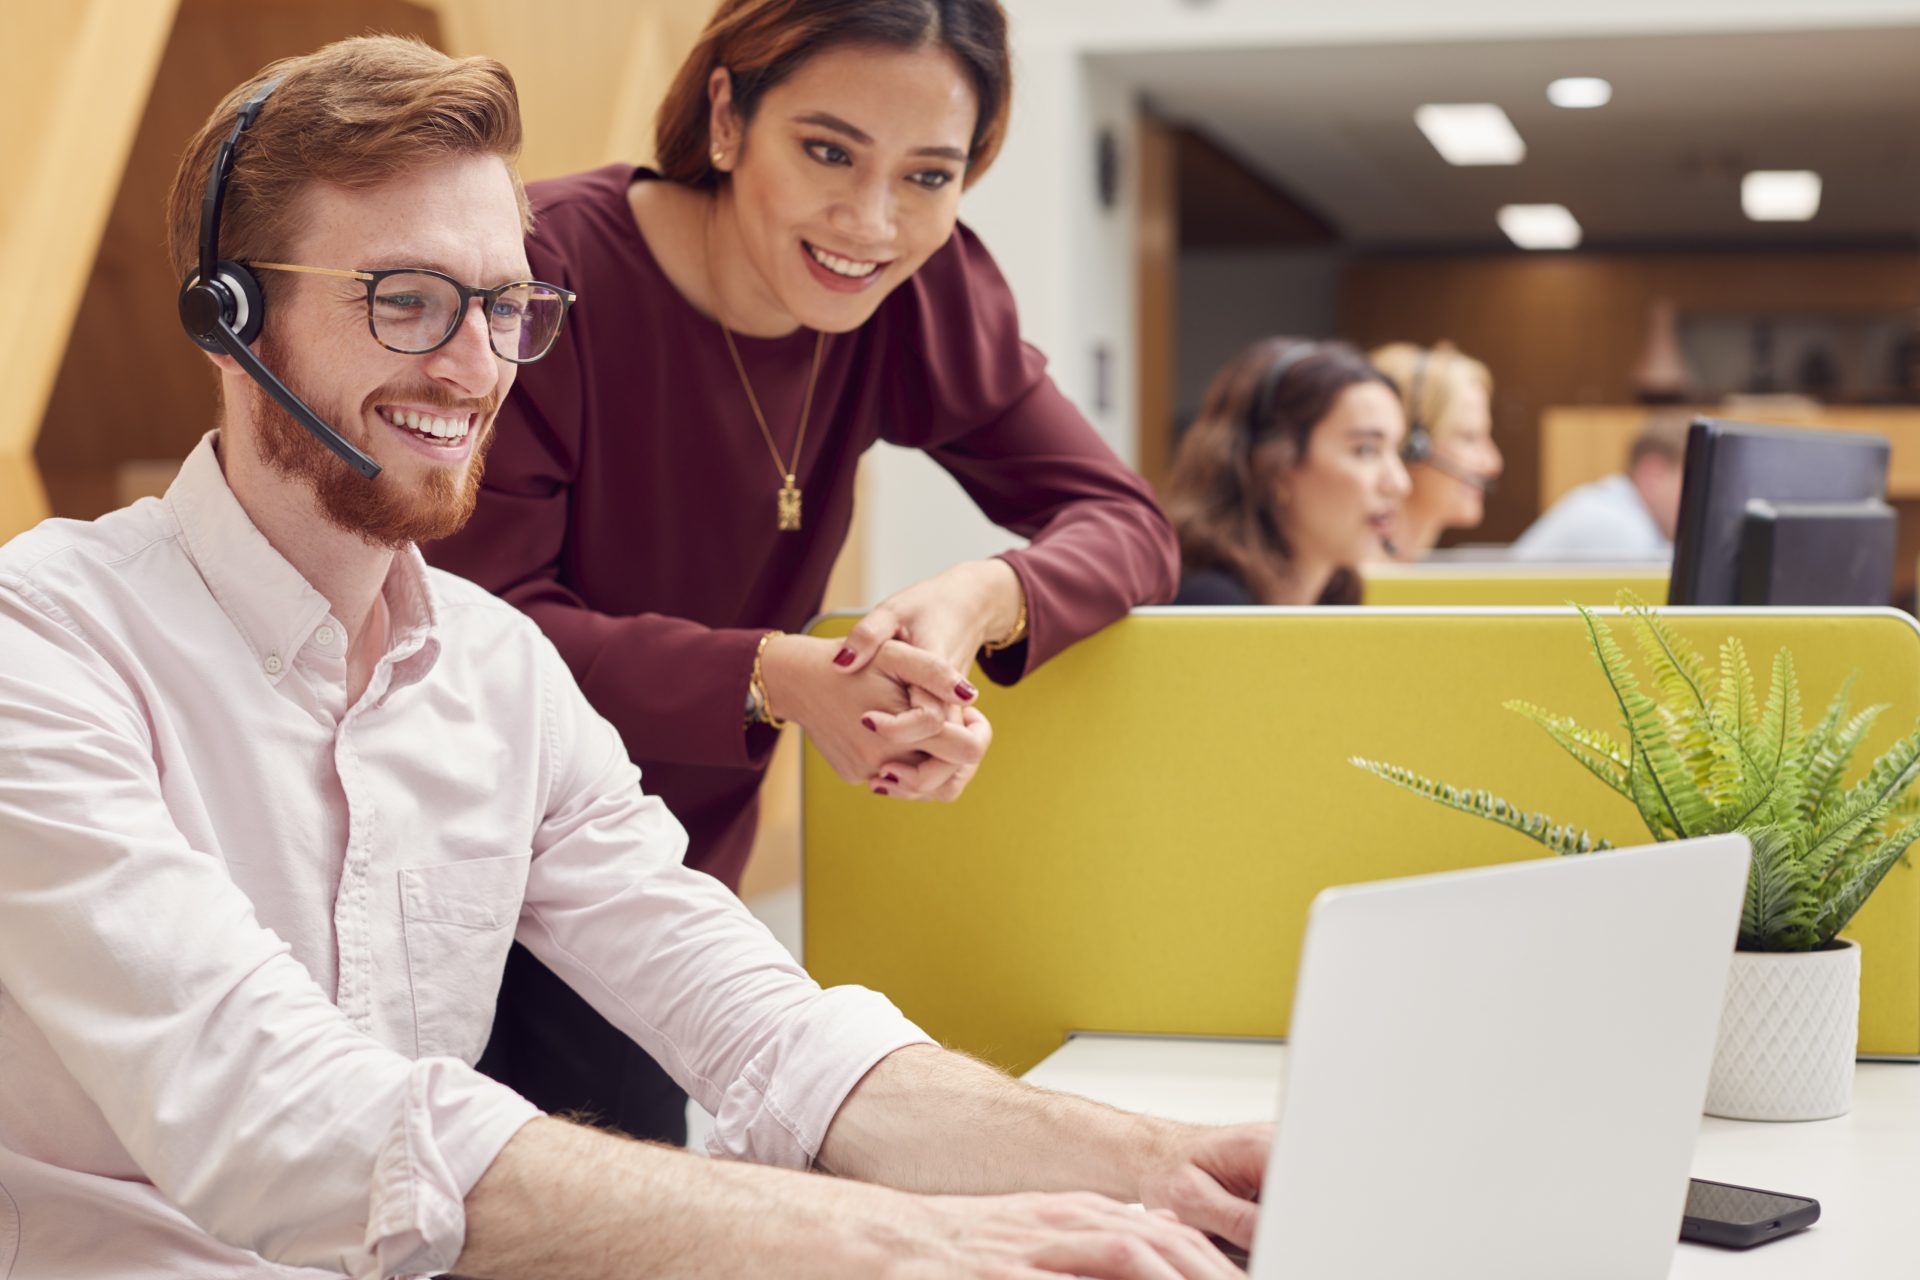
[879,225,1179,685]
[426,243,775,774]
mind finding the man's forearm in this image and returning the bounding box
[816,1043,1183,1199]
[454,1117,911,1279]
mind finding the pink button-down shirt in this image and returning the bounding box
[0,434,929,1279]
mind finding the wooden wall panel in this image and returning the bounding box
[430,1,707,181]
[1136,116,1178,494]
[33,0,443,522]
[1341,251,1920,543]
[1,0,177,540]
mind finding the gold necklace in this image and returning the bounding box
[718,324,824,532]
[706,210,825,532]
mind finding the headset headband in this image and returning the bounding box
[180,75,382,480]
[199,78,281,288]
[1247,341,1319,439]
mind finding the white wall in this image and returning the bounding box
[862,0,1920,603]
[1013,0,1920,46]
[862,41,1139,601]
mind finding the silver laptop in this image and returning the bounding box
[1249,836,1748,1279]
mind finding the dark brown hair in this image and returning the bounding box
[1162,338,1395,605]
[655,0,1012,190]
[166,35,529,288]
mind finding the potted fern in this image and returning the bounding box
[1352,597,1920,1121]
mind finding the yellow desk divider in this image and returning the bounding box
[1361,563,1669,607]
[801,607,1920,1075]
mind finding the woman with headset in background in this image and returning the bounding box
[1368,342,1504,560]
[425,0,1177,1145]
[1163,338,1411,606]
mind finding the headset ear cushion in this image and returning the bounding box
[1403,426,1433,463]
[217,260,266,346]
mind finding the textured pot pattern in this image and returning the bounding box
[1706,939,1860,1122]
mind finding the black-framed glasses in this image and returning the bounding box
[252,262,576,364]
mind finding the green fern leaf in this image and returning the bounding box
[1803,727,1920,883]
[1805,702,1887,829]
[1578,605,1715,839]
[1740,826,1821,951]
[1814,815,1920,944]
[1745,648,1807,831]
[1627,597,1718,788]
[1503,700,1631,799]
[1798,673,1859,817]
[1349,757,1613,856]
[1705,637,1756,810]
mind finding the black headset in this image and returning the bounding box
[177,79,382,480]
[1243,341,1320,441]
[1399,348,1493,495]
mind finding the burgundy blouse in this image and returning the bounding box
[426,165,1177,889]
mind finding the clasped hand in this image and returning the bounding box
[762,633,990,800]
[760,561,1019,801]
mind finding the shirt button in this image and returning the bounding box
[263,653,283,676]
[315,626,337,647]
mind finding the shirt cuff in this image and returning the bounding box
[360,1058,544,1279]
[706,985,934,1168]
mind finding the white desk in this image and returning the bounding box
[1024,1035,1920,1276]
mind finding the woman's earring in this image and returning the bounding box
[711,149,726,166]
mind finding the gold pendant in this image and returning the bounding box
[777,476,802,532]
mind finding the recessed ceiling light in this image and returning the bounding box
[1742,170,1822,222]
[1414,104,1526,166]
[1548,77,1613,109]
[1497,204,1582,250]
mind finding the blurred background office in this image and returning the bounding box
[9,0,1920,892]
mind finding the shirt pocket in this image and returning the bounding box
[399,854,530,1063]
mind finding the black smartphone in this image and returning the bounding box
[1679,1177,1820,1248]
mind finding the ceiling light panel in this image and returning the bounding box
[1497,203,1582,250]
[1414,104,1527,166]
[1742,170,1822,222]
[1548,77,1613,109]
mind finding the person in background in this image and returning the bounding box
[424,0,1178,1146]
[1511,411,1688,561]
[1163,338,1411,606]
[1368,341,1503,559]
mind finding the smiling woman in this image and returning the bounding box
[423,0,1179,1148]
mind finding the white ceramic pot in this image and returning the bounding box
[1705,938,1860,1122]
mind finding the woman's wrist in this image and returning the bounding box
[969,558,1026,653]
[758,632,828,726]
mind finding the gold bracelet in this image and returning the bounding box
[750,630,789,729]
[982,586,1028,656]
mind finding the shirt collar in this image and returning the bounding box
[165,431,442,687]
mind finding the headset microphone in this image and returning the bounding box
[1399,347,1493,496]
[1403,431,1498,495]
[177,79,382,481]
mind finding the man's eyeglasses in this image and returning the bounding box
[251,263,576,364]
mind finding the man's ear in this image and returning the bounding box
[707,67,742,171]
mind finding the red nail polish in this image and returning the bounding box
[834,647,855,667]
[861,716,877,732]
[882,772,900,784]
[874,786,890,796]
[955,681,978,701]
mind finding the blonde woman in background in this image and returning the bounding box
[1369,342,1503,559]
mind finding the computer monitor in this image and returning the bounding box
[1667,418,1896,607]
